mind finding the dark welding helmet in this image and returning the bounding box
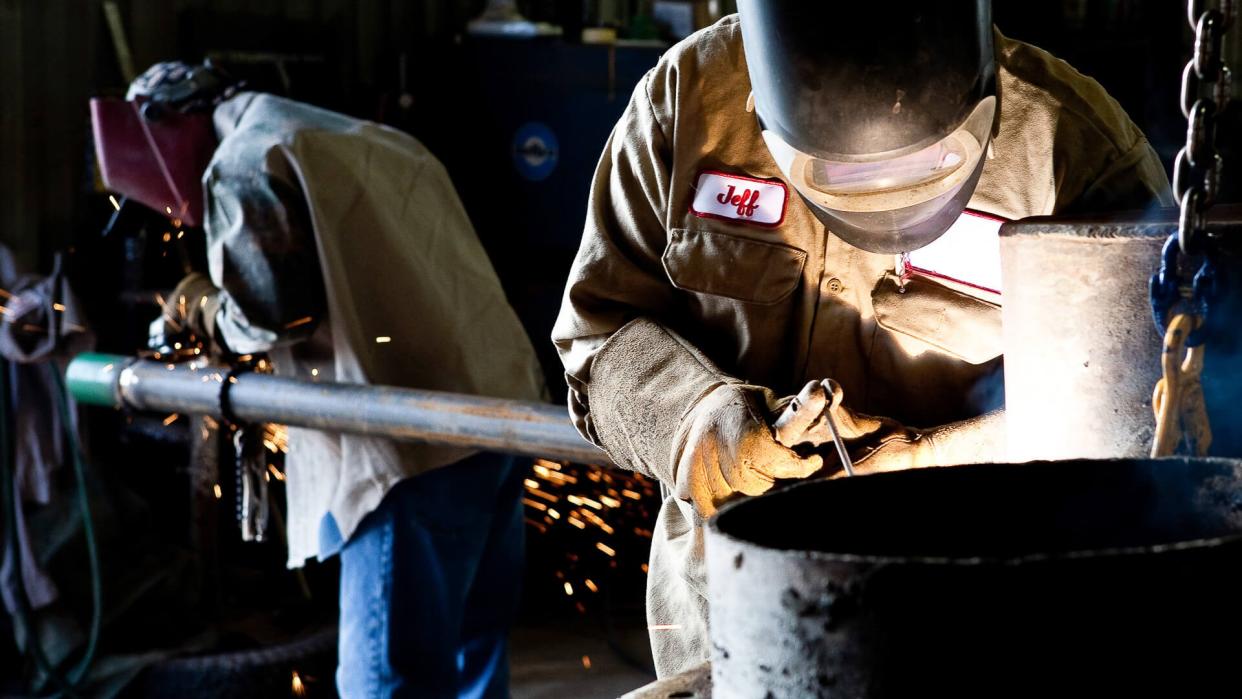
[738,0,997,253]
[90,61,239,227]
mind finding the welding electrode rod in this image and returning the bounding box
[821,408,855,477]
[66,353,608,466]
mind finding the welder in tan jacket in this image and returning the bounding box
[553,1,1172,678]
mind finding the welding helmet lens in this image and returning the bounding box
[739,0,996,253]
[90,61,239,227]
[760,96,995,253]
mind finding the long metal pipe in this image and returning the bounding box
[66,353,609,465]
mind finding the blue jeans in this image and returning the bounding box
[327,453,525,699]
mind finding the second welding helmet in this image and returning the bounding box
[738,0,997,254]
[90,61,239,227]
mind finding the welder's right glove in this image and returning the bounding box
[585,318,822,517]
[672,383,823,518]
[148,272,222,352]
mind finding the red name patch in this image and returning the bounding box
[690,171,787,228]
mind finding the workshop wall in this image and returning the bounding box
[0,0,487,271]
[2,0,1239,308]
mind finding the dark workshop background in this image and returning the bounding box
[3,1,1239,369]
[2,0,1241,696]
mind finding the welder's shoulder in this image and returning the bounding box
[642,14,747,127]
[996,33,1146,157]
[213,93,434,182]
[216,93,363,148]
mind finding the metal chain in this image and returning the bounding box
[1151,2,1236,457]
[1174,0,1234,255]
[1152,1,1235,347]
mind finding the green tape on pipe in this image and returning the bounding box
[65,353,127,407]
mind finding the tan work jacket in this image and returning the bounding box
[209,93,546,567]
[552,16,1171,677]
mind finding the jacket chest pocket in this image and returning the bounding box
[662,228,806,305]
[871,273,1002,365]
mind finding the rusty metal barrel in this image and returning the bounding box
[706,457,1242,698]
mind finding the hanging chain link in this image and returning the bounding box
[1151,2,1235,457]
[1152,1,1235,345]
[1173,0,1235,255]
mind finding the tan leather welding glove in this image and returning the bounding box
[847,407,1008,475]
[148,272,223,351]
[777,380,1003,477]
[848,412,1005,476]
[775,379,924,474]
[672,383,823,517]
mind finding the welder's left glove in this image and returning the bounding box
[775,379,1005,476]
[148,272,222,351]
[848,411,1006,476]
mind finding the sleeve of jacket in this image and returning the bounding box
[1066,136,1174,213]
[204,162,327,355]
[1048,85,1174,214]
[551,72,735,483]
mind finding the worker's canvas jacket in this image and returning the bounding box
[552,16,1172,677]
[208,93,546,567]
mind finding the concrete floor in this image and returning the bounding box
[510,625,655,699]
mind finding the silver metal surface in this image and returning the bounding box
[706,457,1242,698]
[819,407,854,477]
[620,663,712,699]
[93,356,607,465]
[1000,218,1169,460]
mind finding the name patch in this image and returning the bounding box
[690,171,787,227]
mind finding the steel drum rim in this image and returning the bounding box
[708,456,1242,567]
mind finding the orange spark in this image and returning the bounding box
[522,498,548,512]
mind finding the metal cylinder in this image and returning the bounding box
[1000,218,1168,460]
[65,353,606,465]
[706,457,1242,698]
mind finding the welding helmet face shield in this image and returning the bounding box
[739,0,997,254]
[90,61,237,227]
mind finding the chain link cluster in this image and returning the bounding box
[1174,0,1235,255]
[1152,1,1235,346]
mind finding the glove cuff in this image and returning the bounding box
[587,318,731,483]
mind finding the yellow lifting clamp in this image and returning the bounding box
[1151,313,1213,458]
